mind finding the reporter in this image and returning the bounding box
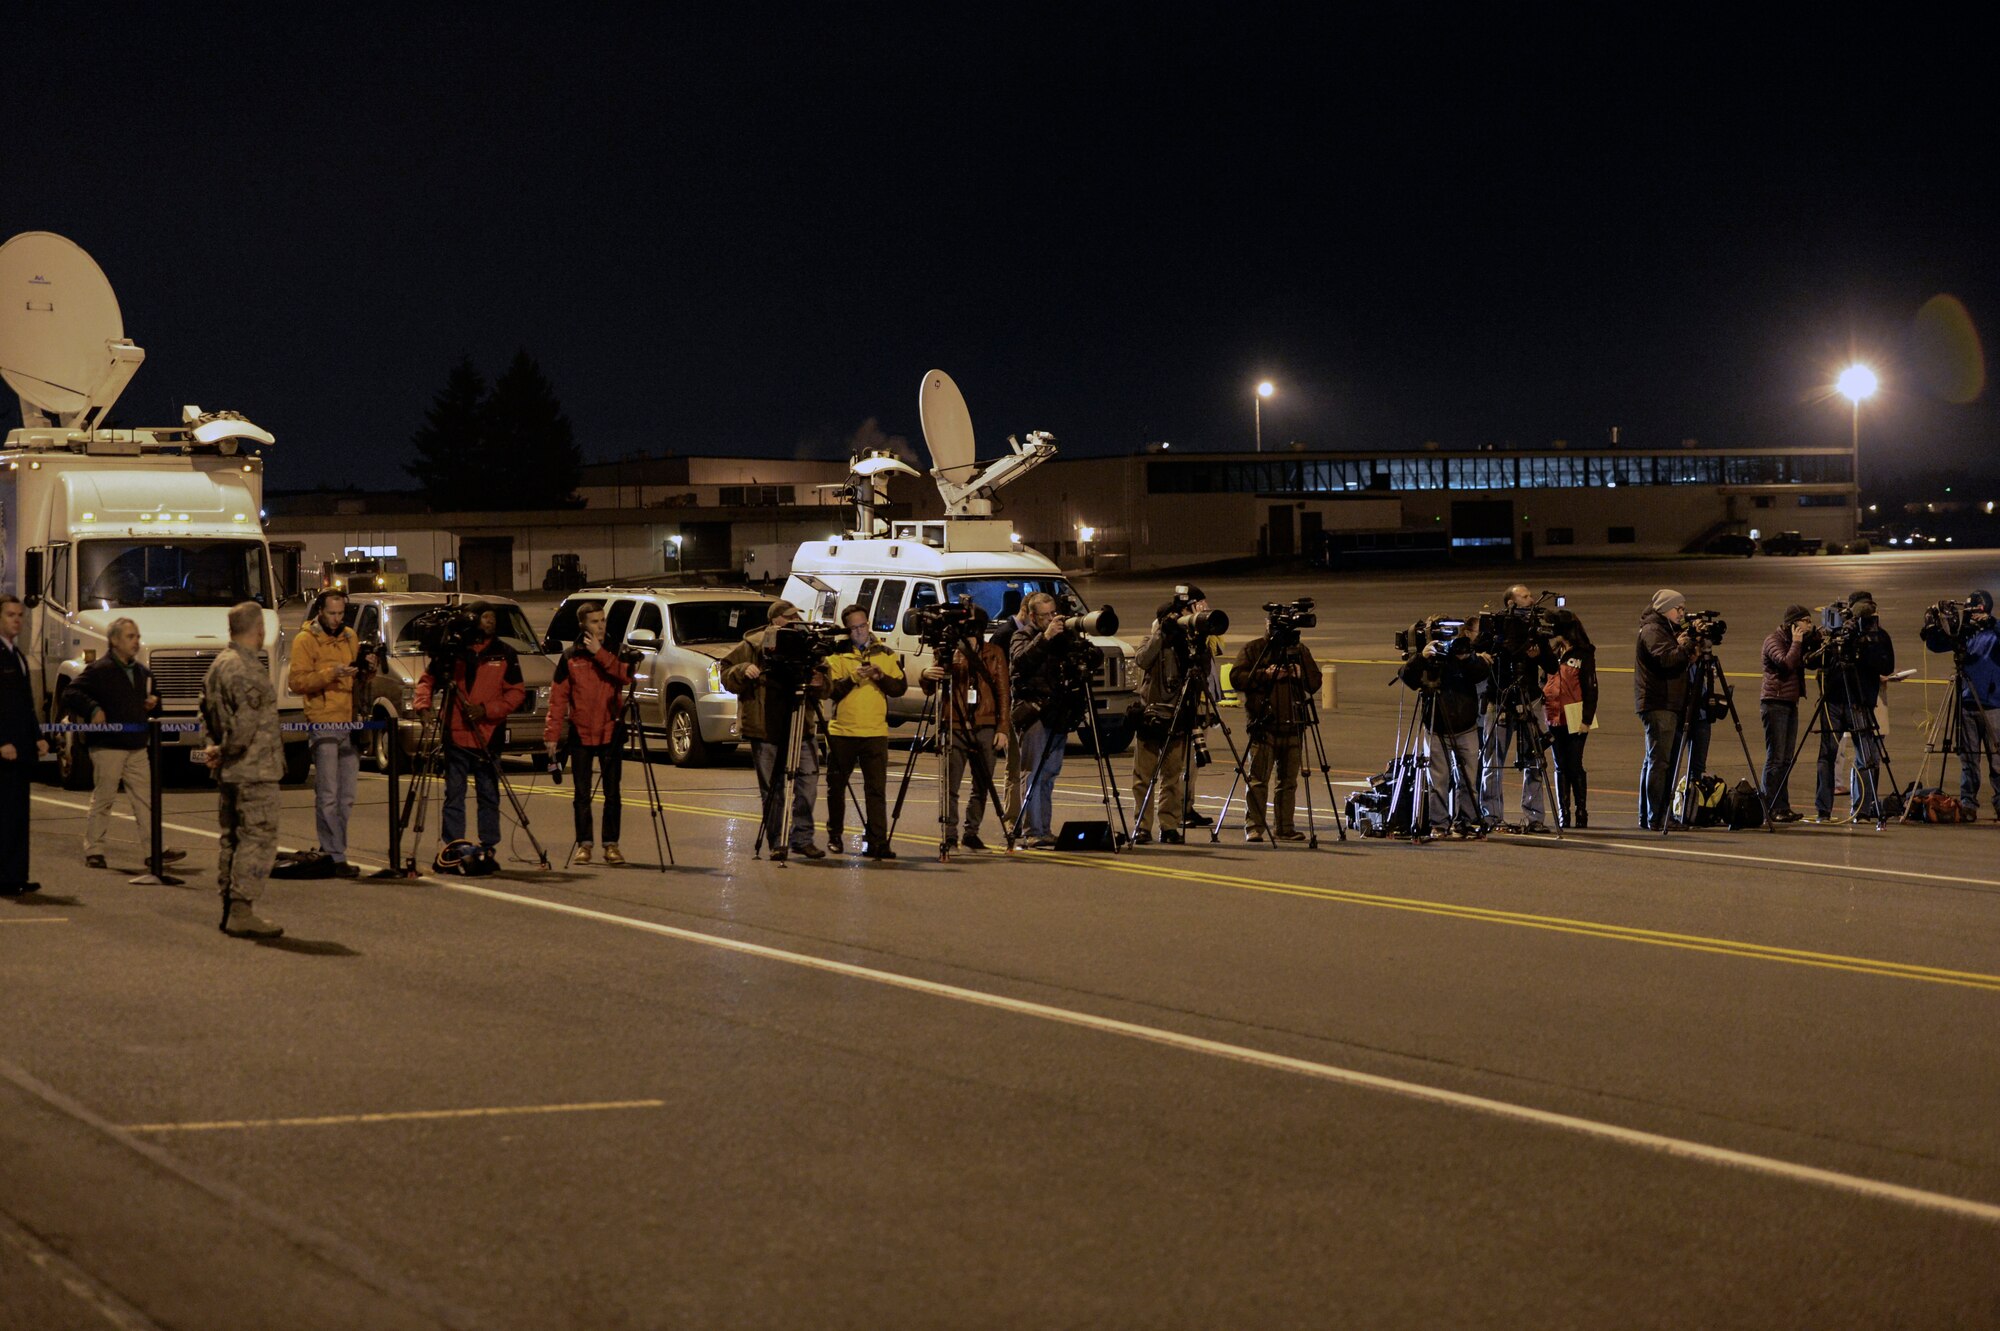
[1540,612,1597,828]
[824,604,908,859]
[1758,605,1811,822]
[543,601,634,864]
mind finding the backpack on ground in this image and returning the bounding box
[432,840,498,876]
[1721,778,1766,829]
[1675,773,1728,826]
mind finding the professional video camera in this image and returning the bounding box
[902,598,990,650]
[407,605,483,661]
[1394,615,1470,660]
[1262,598,1317,648]
[1924,599,1981,646]
[767,620,847,672]
[1683,609,1728,647]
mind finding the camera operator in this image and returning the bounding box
[1921,589,2000,818]
[413,602,526,862]
[1400,616,1489,835]
[70,616,185,870]
[1231,620,1322,842]
[1479,583,1553,833]
[543,600,634,865]
[721,599,829,860]
[1758,605,1812,823]
[1635,589,1708,831]
[921,618,1010,851]
[825,604,908,859]
[1010,592,1078,850]
[1179,587,1223,830]
[1808,595,1895,821]
[1129,597,1201,844]
[989,592,1032,832]
[287,590,364,875]
[1540,610,1597,828]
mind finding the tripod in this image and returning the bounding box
[567,668,675,869]
[1482,660,1563,840]
[753,672,822,865]
[1011,650,1131,852]
[1661,647,1771,835]
[1770,649,1903,831]
[399,656,550,873]
[888,635,1018,860]
[1212,639,1346,846]
[1911,649,1997,813]
[1136,640,1247,841]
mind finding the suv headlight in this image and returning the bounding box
[707,660,732,697]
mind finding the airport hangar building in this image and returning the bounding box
[999,444,1859,571]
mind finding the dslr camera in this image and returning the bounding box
[1262,597,1317,648]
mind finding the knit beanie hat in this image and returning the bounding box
[1650,589,1685,614]
[1970,590,1994,613]
[1782,604,1810,626]
[1850,597,1878,619]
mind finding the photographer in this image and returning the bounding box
[921,619,1010,851]
[989,592,1032,832]
[1130,597,1203,845]
[1231,622,1322,842]
[1540,611,1597,828]
[1399,617,1489,835]
[1010,592,1077,850]
[1479,584,1553,833]
[1635,589,1708,831]
[721,599,828,860]
[1758,605,1812,823]
[1921,589,2000,818]
[413,603,526,863]
[287,589,363,875]
[1809,595,1895,821]
[825,604,908,859]
[543,600,634,865]
[71,616,185,870]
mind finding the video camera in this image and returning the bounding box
[902,598,991,650]
[767,620,847,672]
[1395,615,1472,661]
[1683,609,1728,646]
[1262,598,1317,649]
[407,605,484,661]
[1924,598,1989,646]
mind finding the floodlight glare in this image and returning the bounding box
[1837,364,1879,403]
[1257,381,1274,398]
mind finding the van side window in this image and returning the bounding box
[605,599,635,646]
[910,582,941,611]
[817,589,839,622]
[872,580,907,634]
[854,579,878,623]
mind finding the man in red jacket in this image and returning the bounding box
[543,601,633,864]
[414,604,525,862]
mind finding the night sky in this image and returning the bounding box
[12,13,1995,494]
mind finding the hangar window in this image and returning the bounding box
[1607,526,1636,543]
[1545,527,1575,545]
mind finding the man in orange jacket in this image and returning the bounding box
[414,603,525,860]
[543,601,633,864]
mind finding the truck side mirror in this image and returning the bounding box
[21,549,43,608]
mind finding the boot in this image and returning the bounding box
[602,844,625,866]
[219,896,282,939]
[574,843,593,865]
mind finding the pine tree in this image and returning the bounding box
[407,356,492,510]
[486,350,582,510]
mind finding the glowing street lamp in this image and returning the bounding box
[669,533,685,574]
[1838,363,1879,524]
[1254,381,1275,453]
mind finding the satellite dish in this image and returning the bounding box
[919,369,977,478]
[0,231,144,428]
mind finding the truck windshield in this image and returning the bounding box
[79,540,269,609]
[670,601,772,646]
[942,577,1084,621]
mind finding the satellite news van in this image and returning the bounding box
[781,370,1136,753]
[0,231,309,787]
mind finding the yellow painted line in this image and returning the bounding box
[122,1097,665,1133]
[0,918,69,926]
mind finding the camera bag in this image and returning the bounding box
[1722,779,1766,829]
[1056,821,1119,852]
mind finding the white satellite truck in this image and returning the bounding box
[781,370,1135,753]
[0,231,309,787]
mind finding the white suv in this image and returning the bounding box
[542,587,778,766]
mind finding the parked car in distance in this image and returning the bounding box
[542,587,778,766]
[323,592,558,769]
[1702,533,1757,557]
[1760,531,1824,556]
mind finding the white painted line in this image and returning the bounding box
[441,878,2000,1227]
[1577,838,2000,894]
[124,1098,666,1134]
[0,1209,165,1331]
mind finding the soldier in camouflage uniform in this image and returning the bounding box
[200,601,285,938]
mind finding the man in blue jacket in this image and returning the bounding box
[1922,589,2000,818]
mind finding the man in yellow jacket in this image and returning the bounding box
[286,590,363,875]
[824,603,908,859]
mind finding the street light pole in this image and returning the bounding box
[1837,364,1878,535]
[1254,381,1274,453]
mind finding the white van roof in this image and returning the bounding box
[790,537,1066,582]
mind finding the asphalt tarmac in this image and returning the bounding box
[6,550,2000,1329]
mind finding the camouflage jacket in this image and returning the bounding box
[202,642,283,783]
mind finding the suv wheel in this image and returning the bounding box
[667,696,712,766]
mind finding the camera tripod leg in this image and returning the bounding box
[620,695,674,869]
[887,689,939,845]
[1301,699,1348,843]
[489,759,551,870]
[1077,681,1131,850]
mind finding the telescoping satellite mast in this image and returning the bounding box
[0,231,274,451]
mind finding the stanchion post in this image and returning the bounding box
[128,718,184,886]
[372,716,408,878]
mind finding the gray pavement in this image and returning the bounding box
[8,550,2000,1328]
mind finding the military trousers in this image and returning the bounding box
[217,779,280,903]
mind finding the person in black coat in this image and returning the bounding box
[1,594,51,894]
